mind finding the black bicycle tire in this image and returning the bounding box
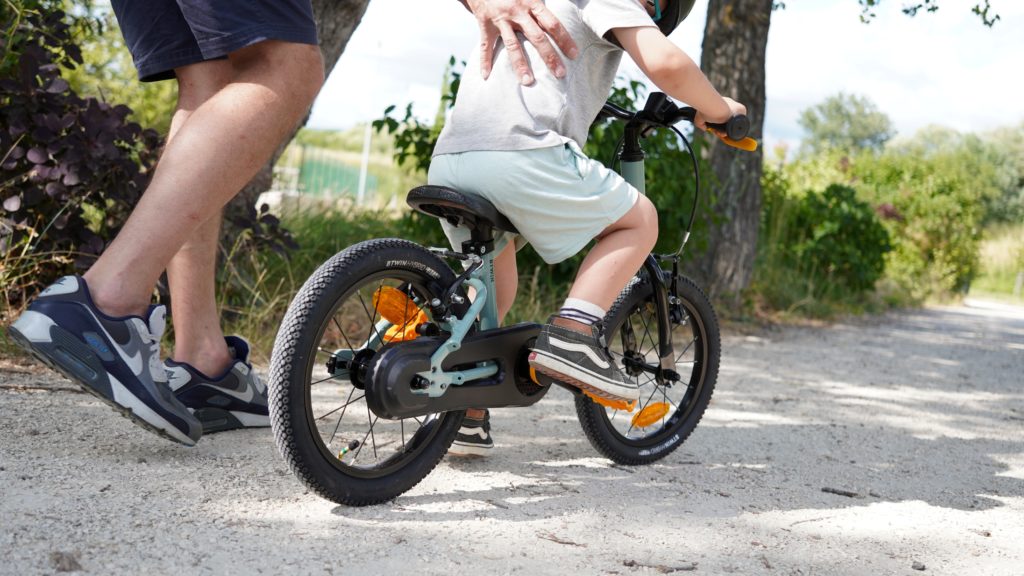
[269,238,464,506]
[575,274,720,465]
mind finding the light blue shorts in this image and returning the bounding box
[427,142,639,264]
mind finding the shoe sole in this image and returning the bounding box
[8,315,197,446]
[529,351,639,404]
[193,407,270,434]
[448,441,493,457]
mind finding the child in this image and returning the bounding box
[432,0,746,455]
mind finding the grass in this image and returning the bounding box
[969,223,1024,303]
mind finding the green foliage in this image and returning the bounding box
[755,167,890,316]
[854,141,987,300]
[790,184,890,293]
[970,223,1024,301]
[979,123,1024,225]
[0,8,161,304]
[858,0,1000,27]
[798,93,894,156]
[61,6,177,134]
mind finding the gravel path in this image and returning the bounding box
[2,300,1023,575]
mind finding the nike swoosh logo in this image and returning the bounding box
[209,379,256,404]
[89,313,146,376]
[546,337,611,369]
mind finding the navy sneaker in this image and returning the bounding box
[448,409,493,457]
[8,276,202,445]
[166,336,270,434]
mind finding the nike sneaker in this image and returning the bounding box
[166,336,270,433]
[8,275,203,445]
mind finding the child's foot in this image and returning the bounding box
[529,318,640,403]
[165,336,270,434]
[7,275,203,446]
[448,409,493,456]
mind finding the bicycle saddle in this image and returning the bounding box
[407,185,519,235]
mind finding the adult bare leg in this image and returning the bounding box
[83,41,324,320]
[162,61,234,377]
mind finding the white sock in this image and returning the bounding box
[557,298,606,325]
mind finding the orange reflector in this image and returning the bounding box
[631,402,670,428]
[373,286,428,342]
[529,366,540,385]
[583,390,637,413]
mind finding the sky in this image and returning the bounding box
[307,0,1024,152]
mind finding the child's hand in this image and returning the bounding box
[695,97,747,134]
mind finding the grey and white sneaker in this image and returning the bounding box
[166,336,269,434]
[7,275,203,445]
[528,318,640,403]
[448,409,493,457]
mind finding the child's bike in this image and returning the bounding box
[268,93,756,505]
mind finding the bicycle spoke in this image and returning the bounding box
[367,403,378,459]
[316,393,365,421]
[333,316,358,353]
[328,386,357,444]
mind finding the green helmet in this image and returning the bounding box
[607,0,698,46]
[652,0,697,36]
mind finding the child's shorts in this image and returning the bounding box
[427,142,639,264]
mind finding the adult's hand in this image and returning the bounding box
[465,0,579,86]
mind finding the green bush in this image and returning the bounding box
[1,8,161,306]
[790,184,890,294]
[755,170,890,315]
[854,132,993,300]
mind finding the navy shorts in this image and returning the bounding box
[111,0,319,82]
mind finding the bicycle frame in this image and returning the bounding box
[409,116,682,397]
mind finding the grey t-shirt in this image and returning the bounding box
[433,0,656,156]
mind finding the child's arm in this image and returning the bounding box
[612,26,745,129]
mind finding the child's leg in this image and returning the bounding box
[494,241,519,322]
[552,195,659,332]
[529,195,658,403]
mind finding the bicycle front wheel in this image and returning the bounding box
[575,274,720,465]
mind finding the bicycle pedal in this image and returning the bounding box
[583,390,637,413]
[631,402,670,428]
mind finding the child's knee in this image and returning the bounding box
[635,196,659,248]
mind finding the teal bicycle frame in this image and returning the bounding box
[410,153,649,397]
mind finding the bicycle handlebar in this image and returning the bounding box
[597,93,758,151]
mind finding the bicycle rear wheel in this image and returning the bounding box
[269,239,464,505]
[575,273,719,465]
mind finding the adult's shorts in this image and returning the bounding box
[111,0,319,82]
[428,142,640,265]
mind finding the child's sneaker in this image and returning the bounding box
[7,276,202,446]
[529,318,640,403]
[165,336,270,434]
[448,409,493,456]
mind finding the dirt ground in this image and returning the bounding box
[2,299,1022,576]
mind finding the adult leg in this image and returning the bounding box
[161,61,234,377]
[84,40,324,318]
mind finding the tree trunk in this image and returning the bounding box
[695,0,771,304]
[224,0,371,225]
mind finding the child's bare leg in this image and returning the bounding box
[552,195,658,332]
[466,241,517,421]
